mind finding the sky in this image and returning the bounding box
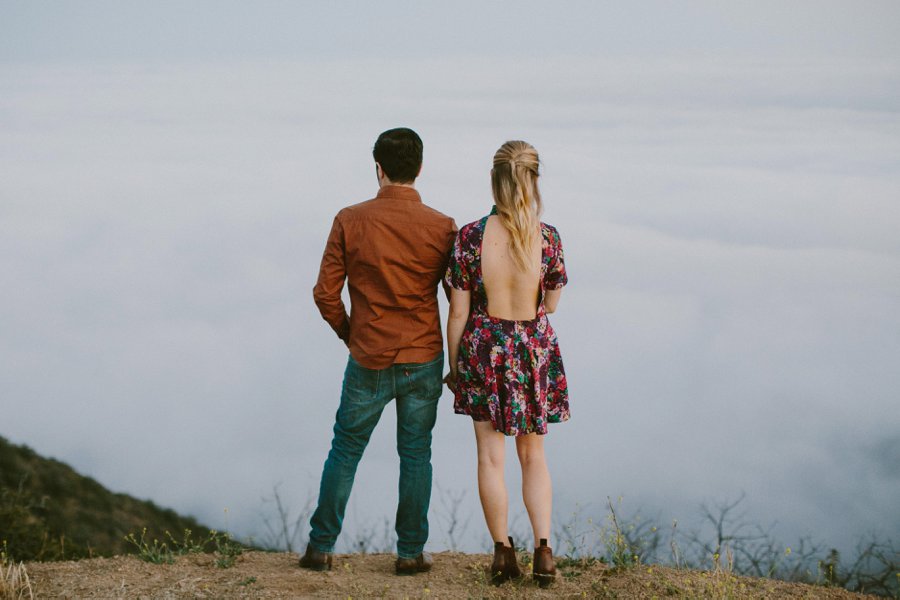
[2,1,899,557]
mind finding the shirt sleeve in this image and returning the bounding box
[543,225,568,290]
[439,218,460,300]
[312,215,351,343]
[443,228,471,291]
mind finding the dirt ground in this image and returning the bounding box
[23,550,875,599]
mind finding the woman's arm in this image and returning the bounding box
[446,287,471,382]
[541,224,566,314]
[543,288,562,314]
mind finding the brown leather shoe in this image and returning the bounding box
[298,544,333,571]
[395,551,433,575]
[489,536,522,585]
[532,538,556,588]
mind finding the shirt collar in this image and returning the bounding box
[375,185,421,202]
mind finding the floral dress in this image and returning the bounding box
[444,209,569,436]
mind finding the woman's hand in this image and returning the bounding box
[443,372,458,393]
[446,288,470,395]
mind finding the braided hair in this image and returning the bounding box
[491,140,543,271]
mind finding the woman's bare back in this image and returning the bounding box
[481,215,542,320]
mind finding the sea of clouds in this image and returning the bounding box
[2,54,898,554]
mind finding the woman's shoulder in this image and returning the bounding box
[457,217,488,240]
[459,218,482,233]
[540,222,563,244]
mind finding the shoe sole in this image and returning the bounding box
[299,562,331,572]
[533,573,555,588]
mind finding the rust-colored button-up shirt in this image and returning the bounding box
[313,185,458,369]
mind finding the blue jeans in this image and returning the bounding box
[308,353,443,559]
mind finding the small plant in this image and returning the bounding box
[669,519,682,568]
[556,541,603,580]
[557,554,602,570]
[213,531,242,568]
[818,548,841,587]
[519,549,532,567]
[124,528,175,564]
[701,546,747,600]
[165,528,211,555]
[603,497,640,569]
[125,528,243,568]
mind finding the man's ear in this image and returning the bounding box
[375,163,384,179]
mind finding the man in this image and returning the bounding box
[301,128,457,575]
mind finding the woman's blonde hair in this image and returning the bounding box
[491,140,543,271]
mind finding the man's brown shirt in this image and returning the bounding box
[313,185,458,369]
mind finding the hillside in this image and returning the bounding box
[0,435,212,561]
[20,550,877,599]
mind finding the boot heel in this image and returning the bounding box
[532,538,556,588]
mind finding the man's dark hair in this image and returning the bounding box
[373,128,423,184]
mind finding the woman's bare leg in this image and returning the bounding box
[473,420,511,546]
[515,432,552,547]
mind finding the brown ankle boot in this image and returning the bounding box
[532,538,556,588]
[489,536,522,585]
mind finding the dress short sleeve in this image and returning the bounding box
[542,224,567,290]
[444,229,472,291]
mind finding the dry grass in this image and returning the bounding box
[22,550,880,599]
[0,559,34,600]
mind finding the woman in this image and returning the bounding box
[444,140,569,587]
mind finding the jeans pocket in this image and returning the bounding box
[403,355,444,400]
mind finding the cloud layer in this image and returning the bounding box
[2,53,898,552]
